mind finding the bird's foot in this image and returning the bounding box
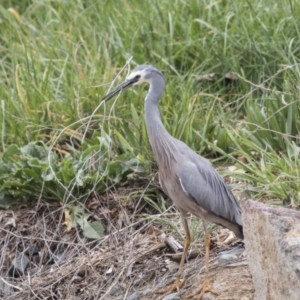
[155,277,185,297]
[187,278,218,299]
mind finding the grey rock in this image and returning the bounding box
[0,275,12,297]
[155,275,174,289]
[126,291,142,300]
[30,254,40,264]
[26,267,40,276]
[243,200,300,300]
[202,293,217,300]
[219,246,244,264]
[126,292,142,300]
[55,251,67,264]
[141,288,152,295]
[126,288,153,300]
[162,292,180,300]
[9,254,30,277]
[24,244,39,256]
[65,297,83,300]
[110,284,122,295]
[133,273,152,286]
[219,253,238,263]
[219,246,244,256]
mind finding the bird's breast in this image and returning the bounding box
[158,168,209,219]
[158,170,189,206]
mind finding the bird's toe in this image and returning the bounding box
[187,278,218,299]
[155,277,185,297]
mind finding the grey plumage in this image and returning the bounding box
[102,65,243,238]
[102,64,243,296]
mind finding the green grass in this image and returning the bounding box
[1,0,300,211]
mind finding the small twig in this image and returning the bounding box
[233,73,271,92]
[100,242,165,300]
[0,277,23,291]
[165,236,183,253]
[166,250,200,262]
[224,63,300,108]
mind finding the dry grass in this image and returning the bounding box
[0,185,248,300]
[0,187,178,300]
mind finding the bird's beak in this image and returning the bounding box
[101,78,136,102]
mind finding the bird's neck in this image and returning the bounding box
[144,99,167,138]
[144,78,175,165]
[144,77,167,139]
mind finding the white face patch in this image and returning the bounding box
[126,69,149,86]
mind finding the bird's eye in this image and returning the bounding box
[135,75,141,81]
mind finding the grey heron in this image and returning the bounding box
[102,65,243,298]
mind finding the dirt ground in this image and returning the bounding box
[0,193,255,300]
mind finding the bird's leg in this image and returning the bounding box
[155,214,191,296]
[188,221,218,299]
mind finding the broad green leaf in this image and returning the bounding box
[3,144,20,161]
[113,129,134,154]
[22,168,39,180]
[42,170,55,181]
[73,209,105,239]
[81,221,105,239]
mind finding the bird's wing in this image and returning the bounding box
[178,160,242,225]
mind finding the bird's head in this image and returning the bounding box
[102,65,164,102]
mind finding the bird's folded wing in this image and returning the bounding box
[178,161,241,223]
